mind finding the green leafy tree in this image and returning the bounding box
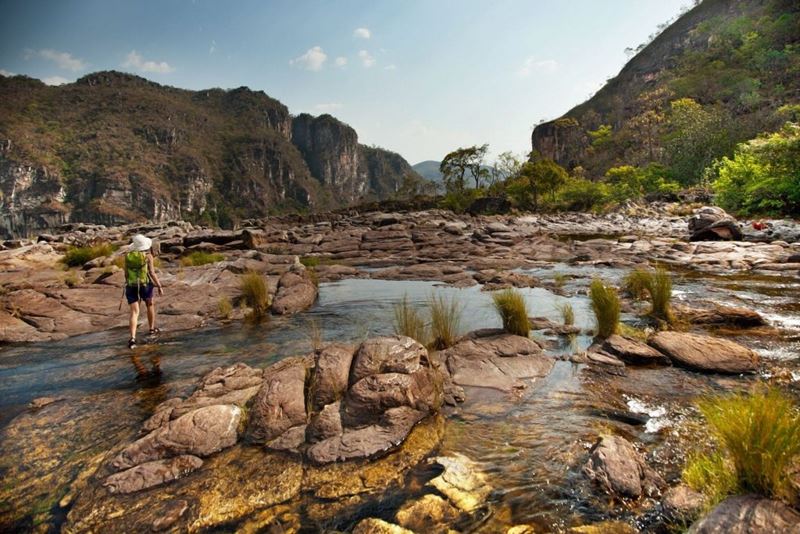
[711,122,800,216]
[516,157,569,208]
[439,144,489,192]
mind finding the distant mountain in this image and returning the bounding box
[531,0,800,182]
[0,71,422,237]
[412,160,444,184]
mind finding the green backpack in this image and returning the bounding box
[125,251,150,286]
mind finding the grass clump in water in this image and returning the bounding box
[622,266,674,324]
[62,242,114,267]
[589,278,620,339]
[429,294,462,350]
[393,295,429,345]
[683,386,800,506]
[492,289,530,337]
[556,301,575,326]
[622,268,652,300]
[181,251,225,267]
[217,296,233,320]
[239,270,270,318]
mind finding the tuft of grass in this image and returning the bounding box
[217,296,233,320]
[180,251,225,267]
[306,318,323,352]
[428,293,462,350]
[492,289,530,337]
[556,301,575,326]
[553,272,568,290]
[622,267,673,323]
[393,295,429,345]
[683,386,800,506]
[63,271,80,288]
[299,256,319,268]
[239,270,270,318]
[589,278,620,338]
[62,242,114,267]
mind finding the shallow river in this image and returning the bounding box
[1,268,799,532]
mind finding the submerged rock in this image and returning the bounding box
[675,304,766,328]
[103,455,203,494]
[353,518,414,534]
[688,495,800,533]
[395,493,461,532]
[649,331,759,374]
[583,434,664,499]
[428,453,491,512]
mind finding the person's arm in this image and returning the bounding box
[147,253,164,295]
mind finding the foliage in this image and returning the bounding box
[517,156,569,208]
[711,122,800,216]
[393,295,428,345]
[180,251,225,267]
[684,386,800,505]
[438,187,485,213]
[555,177,610,212]
[217,296,233,320]
[556,301,575,326]
[239,271,270,318]
[589,279,620,338]
[439,144,489,192]
[429,294,462,350]
[62,242,114,267]
[63,271,81,288]
[492,289,530,337]
[623,268,652,300]
[299,256,319,268]
[622,267,673,323]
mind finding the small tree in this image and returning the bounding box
[440,144,489,192]
[518,157,569,207]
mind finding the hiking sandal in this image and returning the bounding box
[128,337,137,349]
[149,328,161,336]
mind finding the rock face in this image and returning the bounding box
[583,435,665,499]
[0,72,420,237]
[649,331,759,374]
[440,329,554,393]
[688,495,800,533]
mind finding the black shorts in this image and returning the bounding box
[126,283,154,304]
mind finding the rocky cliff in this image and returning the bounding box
[531,0,800,179]
[0,71,420,237]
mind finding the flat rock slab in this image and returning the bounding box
[104,455,203,494]
[688,495,800,533]
[601,335,669,365]
[649,331,759,374]
[442,330,553,392]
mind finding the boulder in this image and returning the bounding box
[306,407,427,464]
[246,357,309,444]
[349,335,427,384]
[395,493,461,532]
[691,218,743,242]
[649,332,759,374]
[675,304,766,328]
[583,435,664,499]
[688,495,800,533]
[662,484,706,523]
[309,343,355,410]
[440,330,553,393]
[306,402,343,443]
[112,405,242,470]
[103,456,203,494]
[427,453,491,512]
[688,207,729,233]
[270,267,318,315]
[343,369,442,427]
[601,335,669,365]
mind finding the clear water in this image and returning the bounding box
[1,271,798,531]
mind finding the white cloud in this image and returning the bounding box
[383,64,397,71]
[26,49,87,71]
[334,56,348,67]
[122,50,174,73]
[353,27,371,39]
[314,102,343,113]
[358,50,375,68]
[43,75,69,86]
[517,57,558,77]
[209,40,217,55]
[0,69,14,77]
[290,46,327,71]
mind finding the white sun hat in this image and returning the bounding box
[130,234,153,252]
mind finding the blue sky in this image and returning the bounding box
[0,0,691,164]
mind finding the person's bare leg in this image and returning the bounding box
[129,301,140,339]
[146,299,156,332]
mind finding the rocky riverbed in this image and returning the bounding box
[1,205,799,532]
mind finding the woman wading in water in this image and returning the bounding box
[125,234,164,348]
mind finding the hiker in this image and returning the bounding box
[125,234,164,348]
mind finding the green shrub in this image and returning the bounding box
[300,256,320,268]
[239,271,270,317]
[180,251,225,267]
[683,387,800,505]
[589,279,620,338]
[556,301,575,326]
[492,289,530,337]
[556,178,610,211]
[63,271,81,288]
[62,242,114,267]
[429,294,462,350]
[393,295,428,345]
